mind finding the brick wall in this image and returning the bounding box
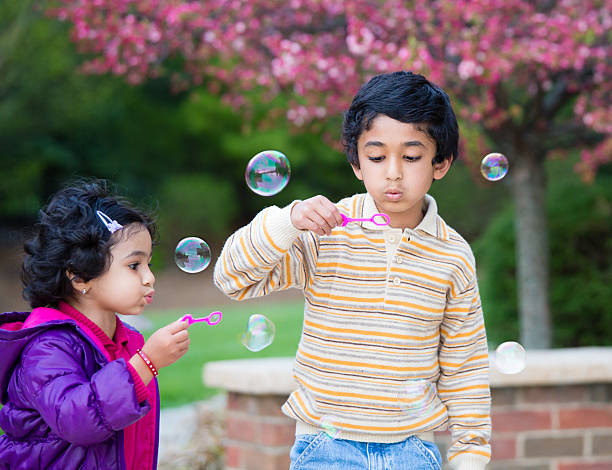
[204,351,612,470]
[224,393,293,470]
[436,383,612,470]
[221,384,612,470]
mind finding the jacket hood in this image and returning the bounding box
[0,309,80,404]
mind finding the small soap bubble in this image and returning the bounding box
[397,379,436,415]
[174,237,211,273]
[495,341,526,374]
[480,152,509,181]
[320,415,340,439]
[245,150,291,196]
[240,314,276,352]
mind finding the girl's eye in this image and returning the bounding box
[129,263,139,270]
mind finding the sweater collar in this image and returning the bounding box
[58,301,129,347]
[360,193,449,240]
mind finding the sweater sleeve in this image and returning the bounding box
[213,202,319,300]
[438,276,492,470]
[19,332,151,446]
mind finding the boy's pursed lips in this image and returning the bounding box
[384,188,403,200]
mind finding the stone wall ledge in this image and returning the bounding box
[203,347,612,394]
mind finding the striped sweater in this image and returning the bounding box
[214,193,491,470]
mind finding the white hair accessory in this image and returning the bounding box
[96,210,123,234]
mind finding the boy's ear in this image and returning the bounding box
[432,157,452,181]
[351,164,363,181]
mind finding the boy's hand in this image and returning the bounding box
[141,320,190,369]
[290,195,344,236]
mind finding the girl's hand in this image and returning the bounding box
[140,320,190,369]
[290,195,343,236]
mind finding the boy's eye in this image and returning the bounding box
[368,156,385,162]
[404,156,421,162]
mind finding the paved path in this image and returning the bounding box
[158,394,226,465]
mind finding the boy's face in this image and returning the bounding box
[352,114,451,229]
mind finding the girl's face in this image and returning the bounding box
[352,115,451,228]
[86,224,155,316]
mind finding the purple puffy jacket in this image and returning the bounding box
[0,310,159,470]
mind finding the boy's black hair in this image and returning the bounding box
[342,71,459,167]
[21,178,157,308]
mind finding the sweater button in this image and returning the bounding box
[393,277,401,286]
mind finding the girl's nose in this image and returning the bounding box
[143,266,155,286]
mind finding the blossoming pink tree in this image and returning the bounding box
[49,0,611,348]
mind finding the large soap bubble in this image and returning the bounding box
[245,150,291,196]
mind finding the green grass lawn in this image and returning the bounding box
[144,299,304,408]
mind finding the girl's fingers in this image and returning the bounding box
[173,330,189,342]
[167,319,189,334]
[174,336,189,345]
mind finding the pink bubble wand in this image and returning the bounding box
[340,213,390,227]
[180,311,223,326]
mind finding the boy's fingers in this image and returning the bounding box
[305,217,327,236]
[310,213,333,234]
[316,198,342,229]
[333,208,344,226]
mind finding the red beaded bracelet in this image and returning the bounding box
[136,349,158,377]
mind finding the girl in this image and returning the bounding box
[0,179,190,470]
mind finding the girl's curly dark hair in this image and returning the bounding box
[21,179,157,308]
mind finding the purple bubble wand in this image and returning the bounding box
[180,311,223,326]
[340,213,390,227]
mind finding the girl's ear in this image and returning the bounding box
[66,270,89,295]
[433,157,452,180]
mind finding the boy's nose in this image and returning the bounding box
[386,158,403,180]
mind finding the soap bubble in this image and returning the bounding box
[480,153,509,181]
[240,314,276,352]
[320,415,340,439]
[174,237,211,273]
[245,150,291,196]
[495,341,526,374]
[397,379,436,415]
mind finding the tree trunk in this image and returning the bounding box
[510,152,552,349]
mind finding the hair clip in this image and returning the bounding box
[96,210,123,234]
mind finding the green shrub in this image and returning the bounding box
[474,162,612,348]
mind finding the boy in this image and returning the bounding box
[214,71,491,470]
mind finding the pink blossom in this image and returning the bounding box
[47,0,611,175]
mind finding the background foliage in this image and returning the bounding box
[476,157,612,347]
[1,4,610,348]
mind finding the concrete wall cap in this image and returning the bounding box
[203,347,612,394]
[203,357,297,394]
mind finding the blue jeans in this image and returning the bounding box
[289,433,442,470]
